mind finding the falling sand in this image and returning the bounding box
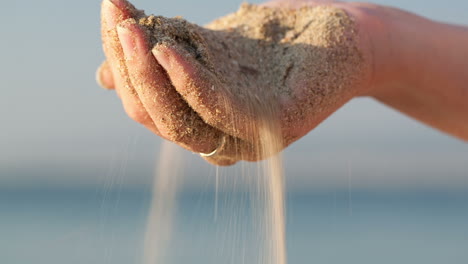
[134,3,363,264]
[144,118,286,264]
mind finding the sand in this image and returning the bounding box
[128,3,363,164]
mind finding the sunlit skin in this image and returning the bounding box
[97,0,468,165]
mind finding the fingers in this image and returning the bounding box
[101,0,251,165]
[101,0,275,165]
[116,20,228,154]
[152,45,259,143]
[117,21,266,164]
[101,0,160,135]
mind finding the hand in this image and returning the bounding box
[97,0,379,165]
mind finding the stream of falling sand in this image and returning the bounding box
[143,141,181,264]
[143,114,287,264]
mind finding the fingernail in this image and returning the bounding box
[107,0,132,11]
[153,46,171,70]
[103,0,119,29]
[118,21,152,63]
[117,25,136,60]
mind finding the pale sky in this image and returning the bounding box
[1,0,467,191]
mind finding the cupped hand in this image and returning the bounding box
[97,0,377,166]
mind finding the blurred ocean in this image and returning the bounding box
[1,0,468,263]
[2,188,467,264]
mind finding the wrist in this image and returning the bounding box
[350,4,403,98]
[328,3,398,98]
[356,4,438,98]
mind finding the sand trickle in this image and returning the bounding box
[139,3,363,264]
[144,111,286,264]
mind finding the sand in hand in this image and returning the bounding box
[114,2,363,165]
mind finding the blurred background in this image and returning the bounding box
[1,0,467,263]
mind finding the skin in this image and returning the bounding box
[97,0,468,166]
